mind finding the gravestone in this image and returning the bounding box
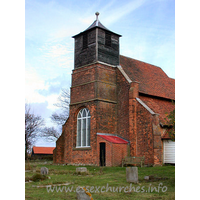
[126,167,138,183]
[76,167,87,173]
[40,167,48,175]
[76,187,91,200]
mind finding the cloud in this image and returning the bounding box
[25,66,69,112]
[25,66,48,103]
[41,43,72,58]
[29,101,50,117]
[38,84,60,97]
[37,74,70,97]
[38,41,73,70]
[101,0,148,26]
[46,94,61,110]
[34,139,56,147]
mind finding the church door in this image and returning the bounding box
[100,142,106,166]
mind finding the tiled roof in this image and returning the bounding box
[32,146,55,155]
[98,135,128,144]
[120,55,175,100]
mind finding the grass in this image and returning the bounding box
[25,161,175,200]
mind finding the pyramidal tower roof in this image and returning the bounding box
[85,12,109,31]
[72,12,121,38]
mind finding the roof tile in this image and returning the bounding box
[120,55,175,100]
[32,147,55,155]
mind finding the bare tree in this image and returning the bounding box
[50,112,67,126]
[41,88,70,141]
[54,88,70,111]
[51,88,70,126]
[41,127,60,142]
[25,103,44,158]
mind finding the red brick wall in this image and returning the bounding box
[116,68,130,140]
[71,82,95,104]
[96,101,117,134]
[63,102,98,165]
[97,64,116,83]
[65,100,118,166]
[53,126,66,164]
[96,64,117,102]
[72,65,96,86]
[112,143,128,166]
[135,102,154,165]
[97,136,128,166]
[71,63,117,103]
[97,82,116,101]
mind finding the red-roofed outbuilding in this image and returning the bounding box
[32,147,55,159]
[32,146,55,155]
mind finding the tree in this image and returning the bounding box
[54,88,70,111]
[25,104,44,158]
[41,127,60,142]
[50,112,67,127]
[41,88,70,141]
[51,88,70,126]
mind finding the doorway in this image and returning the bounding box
[100,142,106,166]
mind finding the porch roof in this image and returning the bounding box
[98,134,128,144]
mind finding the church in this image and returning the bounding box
[53,13,175,166]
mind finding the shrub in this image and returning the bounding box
[31,173,48,182]
[30,155,53,161]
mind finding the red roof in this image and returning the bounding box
[98,135,128,144]
[120,55,175,100]
[32,147,55,154]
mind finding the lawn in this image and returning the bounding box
[25,161,175,200]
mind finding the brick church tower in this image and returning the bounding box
[53,13,175,166]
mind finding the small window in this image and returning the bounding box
[105,31,111,47]
[82,33,88,49]
[76,108,91,147]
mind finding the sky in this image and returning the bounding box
[25,0,175,147]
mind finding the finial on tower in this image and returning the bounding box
[95,12,99,20]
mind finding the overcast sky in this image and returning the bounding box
[25,0,175,147]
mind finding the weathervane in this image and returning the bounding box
[95,12,99,20]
